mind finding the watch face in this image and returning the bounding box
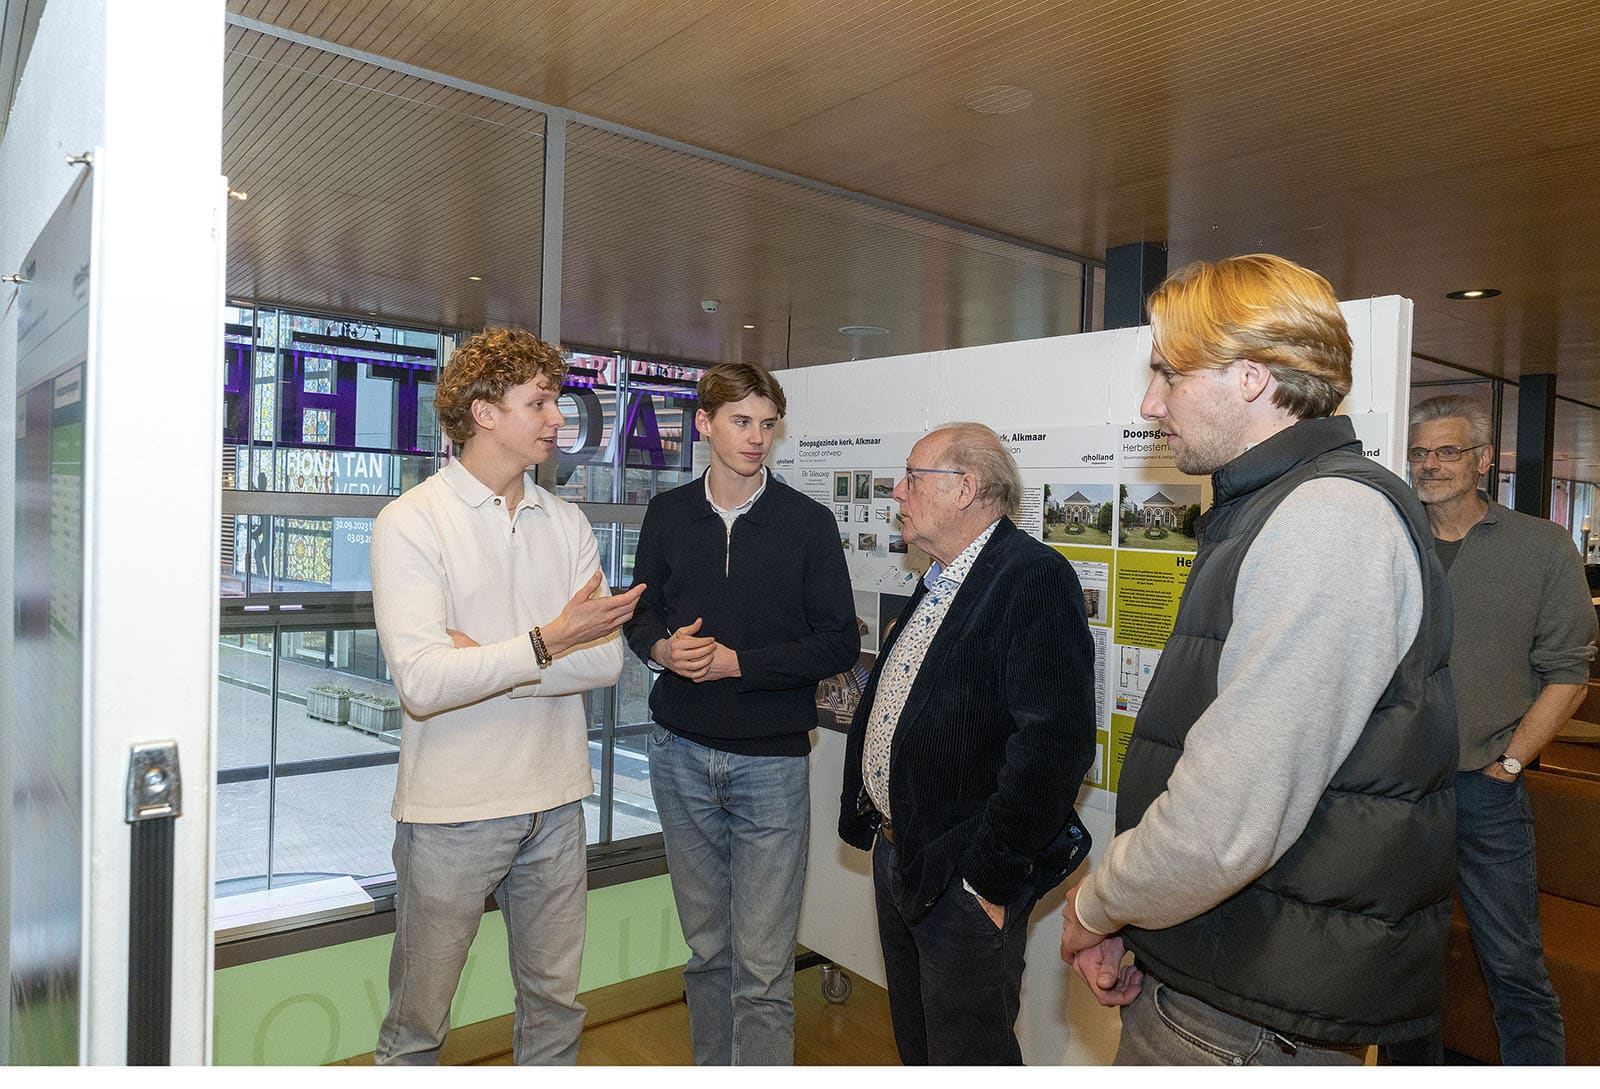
[1500,756,1522,775]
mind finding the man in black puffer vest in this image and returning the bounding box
[1059,254,1457,1064]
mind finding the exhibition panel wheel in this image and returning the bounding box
[820,963,853,1004]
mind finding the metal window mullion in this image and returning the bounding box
[1079,262,1094,334]
[599,524,622,844]
[266,624,282,889]
[615,353,629,504]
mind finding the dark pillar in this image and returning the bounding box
[1514,373,1556,518]
[1104,242,1168,329]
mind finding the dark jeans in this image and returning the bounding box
[1383,770,1564,1065]
[872,836,1035,1065]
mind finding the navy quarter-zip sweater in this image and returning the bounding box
[624,472,860,756]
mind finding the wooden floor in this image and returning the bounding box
[472,965,900,1066]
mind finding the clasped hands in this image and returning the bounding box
[1059,884,1143,1007]
[651,617,740,683]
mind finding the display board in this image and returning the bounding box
[788,298,1413,1063]
[9,169,94,1066]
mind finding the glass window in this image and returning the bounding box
[581,519,662,847]
[622,356,702,499]
[215,623,398,895]
[555,350,622,503]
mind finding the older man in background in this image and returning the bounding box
[1386,394,1597,1064]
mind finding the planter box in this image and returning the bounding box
[350,697,401,735]
[306,690,350,724]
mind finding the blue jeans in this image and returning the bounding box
[648,726,809,1065]
[1116,975,1367,1066]
[375,802,588,1065]
[873,836,1035,1065]
[1387,770,1563,1064]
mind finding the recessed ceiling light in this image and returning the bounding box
[743,324,755,330]
[467,275,483,282]
[962,85,1034,114]
[839,324,890,337]
[1446,288,1500,300]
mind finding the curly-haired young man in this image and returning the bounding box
[370,328,645,1065]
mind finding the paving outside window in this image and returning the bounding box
[216,641,662,896]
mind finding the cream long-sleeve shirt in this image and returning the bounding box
[1075,477,1424,934]
[371,458,623,823]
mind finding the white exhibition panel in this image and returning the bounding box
[794,296,1412,1064]
[1,0,225,1064]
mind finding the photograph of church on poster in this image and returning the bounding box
[1120,483,1201,552]
[1042,482,1114,546]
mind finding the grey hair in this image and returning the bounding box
[933,422,1022,518]
[1408,394,1493,449]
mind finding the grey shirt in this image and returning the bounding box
[1442,496,1597,771]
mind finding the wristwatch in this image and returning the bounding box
[1496,753,1523,777]
[529,626,554,669]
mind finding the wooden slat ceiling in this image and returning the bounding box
[559,125,1084,366]
[224,24,544,328]
[224,0,1600,472]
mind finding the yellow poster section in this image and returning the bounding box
[1106,549,1194,789]
[1113,549,1192,648]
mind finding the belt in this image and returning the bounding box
[877,819,896,846]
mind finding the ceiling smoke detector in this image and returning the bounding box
[963,85,1034,114]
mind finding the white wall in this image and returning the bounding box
[1,0,224,1063]
[793,299,1412,1063]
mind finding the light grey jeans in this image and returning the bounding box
[375,802,588,1065]
[1116,975,1367,1066]
[649,727,810,1065]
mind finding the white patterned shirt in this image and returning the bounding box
[862,520,1001,819]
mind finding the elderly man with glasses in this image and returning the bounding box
[1385,394,1597,1065]
[838,422,1097,1064]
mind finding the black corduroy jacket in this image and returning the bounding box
[839,517,1096,918]
[624,472,859,756]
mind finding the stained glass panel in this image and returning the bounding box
[252,377,275,443]
[280,518,332,585]
[301,408,331,444]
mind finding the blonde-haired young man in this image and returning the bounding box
[371,328,645,1065]
[1060,255,1457,1064]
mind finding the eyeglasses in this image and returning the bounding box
[1405,443,1486,463]
[903,465,965,486]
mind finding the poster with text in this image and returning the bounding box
[797,432,924,730]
